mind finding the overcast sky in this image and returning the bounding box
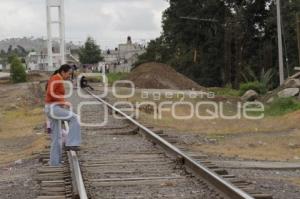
[0,0,169,49]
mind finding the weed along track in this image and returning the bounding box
[35,88,273,199]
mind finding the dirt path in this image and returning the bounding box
[214,160,300,170]
[0,158,41,199]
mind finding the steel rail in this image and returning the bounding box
[67,150,88,199]
[85,89,254,199]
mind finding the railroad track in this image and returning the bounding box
[35,88,273,199]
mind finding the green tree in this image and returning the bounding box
[137,0,299,89]
[222,0,271,88]
[79,37,103,64]
[8,54,17,64]
[134,37,171,67]
[139,0,228,86]
[1,45,28,68]
[10,56,27,83]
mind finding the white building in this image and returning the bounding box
[103,37,146,73]
[26,49,79,71]
[104,48,119,66]
[26,51,49,71]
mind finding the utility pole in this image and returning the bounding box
[297,13,300,65]
[276,0,285,85]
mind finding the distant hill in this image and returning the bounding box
[0,37,80,52]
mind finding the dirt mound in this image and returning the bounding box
[126,62,205,90]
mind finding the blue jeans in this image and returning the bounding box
[45,104,81,166]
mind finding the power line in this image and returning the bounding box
[180,16,218,23]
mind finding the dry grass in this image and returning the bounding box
[139,109,300,161]
[123,90,300,161]
[192,129,300,161]
[138,103,300,135]
[0,107,48,165]
[0,82,48,165]
[289,178,300,187]
[0,107,44,138]
[0,136,47,165]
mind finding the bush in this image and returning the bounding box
[107,73,128,85]
[209,86,240,97]
[239,81,267,96]
[10,56,27,83]
[266,97,300,116]
[85,76,102,83]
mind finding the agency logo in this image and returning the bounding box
[48,73,265,127]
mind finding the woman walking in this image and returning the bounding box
[45,64,81,166]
